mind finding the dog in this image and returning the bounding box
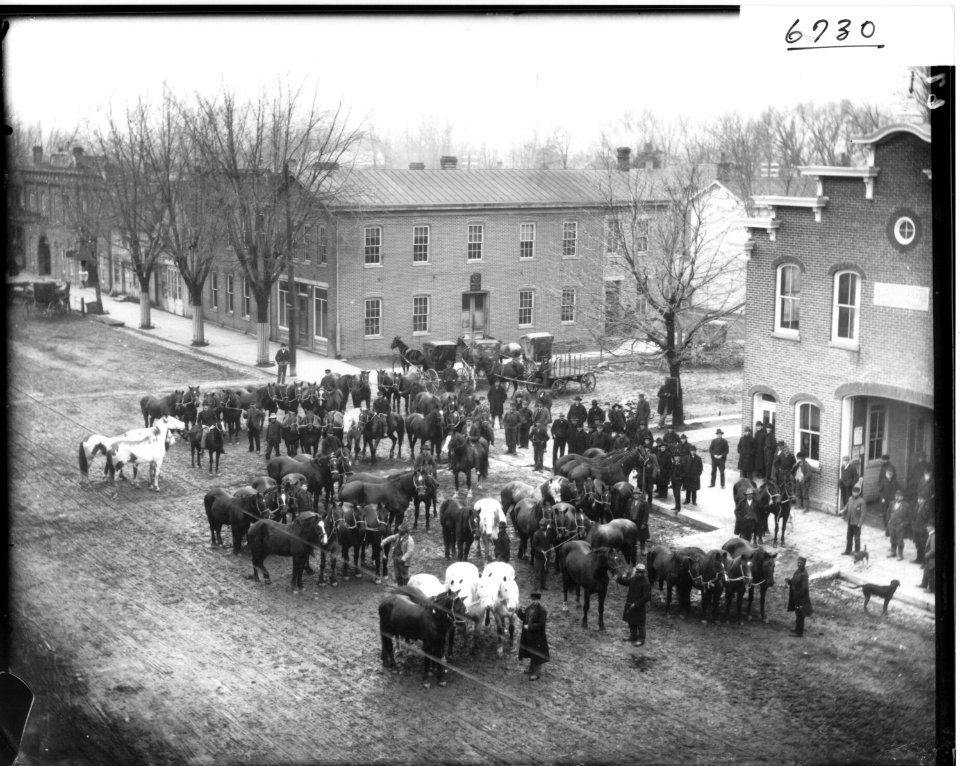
[862,580,900,615]
[852,546,869,567]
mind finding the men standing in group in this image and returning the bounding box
[682,445,703,507]
[275,343,290,385]
[838,454,860,509]
[617,562,651,647]
[488,380,507,430]
[841,481,867,556]
[586,400,605,431]
[531,518,550,590]
[708,428,728,489]
[246,402,264,453]
[737,426,755,479]
[264,412,282,460]
[551,412,569,469]
[785,556,813,638]
[517,591,549,681]
[503,401,522,455]
[635,392,651,433]
[567,396,587,430]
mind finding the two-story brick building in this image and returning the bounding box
[734,123,933,511]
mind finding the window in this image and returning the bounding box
[832,271,861,344]
[561,288,576,323]
[316,225,327,265]
[278,280,290,328]
[28,191,37,213]
[210,272,219,310]
[775,264,801,334]
[226,274,235,313]
[40,192,48,217]
[894,216,916,246]
[606,219,621,255]
[868,405,887,461]
[242,277,251,317]
[520,223,535,259]
[518,290,534,326]
[468,224,484,261]
[167,268,182,301]
[413,296,430,333]
[364,298,382,337]
[636,219,649,252]
[796,402,821,464]
[364,226,381,266]
[562,221,578,257]
[314,288,328,338]
[413,225,430,263]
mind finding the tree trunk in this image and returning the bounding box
[189,286,206,346]
[669,361,684,427]
[256,323,272,366]
[287,263,298,378]
[664,311,684,427]
[139,292,152,329]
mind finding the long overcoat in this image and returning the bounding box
[619,572,651,625]
[786,566,813,617]
[517,601,549,662]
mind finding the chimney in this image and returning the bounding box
[72,146,85,158]
[616,147,631,172]
[409,162,425,170]
[440,155,458,170]
[716,153,733,184]
[32,146,43,164]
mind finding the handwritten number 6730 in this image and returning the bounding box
[786,19,876,44]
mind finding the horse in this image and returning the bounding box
[106,416,186,491]
[759,479,792,547]
[468,417,495,447]
[337,503,390,583]
[339,471,416,532]
[358,410,387,463]
[413,391,442,416]
[405,409,445,460]
[139,391,182,427]
[440,498,479,561]
[79,429,155,485]
[494,358,526,395]
[722,537,778,623]
[378,411,405,460]
[586,519,638,567]
[539,475,578,507]
[550,502,592,552]
[390,336,427,373]
[204,488,266,554]
[187,424,226,475]
[478,561,519,657]
[443,562,484,656]
[297,422,323,457]
[411,469,440,531]
[446,431,487,496]
[475,498,507,563]
[376,370,404,413]
[513,498,545,562]
[379,587,464,688]
[500,481,540,525]
[268,455,336,512]
[251,476,277,493]
[559,541,630,630]
[280,413,301,457]
[344,370,372,410]
[721,552,754,625]
[579,478,612,524]
[646,545,705,615]
[695,549,729,625]
[247,511,327,591]
[219,390,244,443]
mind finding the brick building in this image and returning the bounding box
[733,123,933,511]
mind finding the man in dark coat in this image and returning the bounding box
[568,422,589,456]
[737,426,755,479]
[531,421,550,471]
[752,421,767,481]
[246,403,264,453]
[656,378,674,428]
[551,414,569,468]
[656,441,672,499]
[682,445,703,506]
[905,451,933,502]
[635,393,651,432]
[670,448,685,513]
[494,521,511,563]
[517,592,549,680]
[264,413,283,460]
[502,402,522,455]
[793,452,813,512]
[566,396,587,429]
[441,361,458,393]
[274,343,290,385]
[838,455,860,508]
[488,381,507,429]
[841,482,867,556]
[735,485,759,539]
[878,455,898,534]
[607,403,626,434]
[531,519,551,590]
[531,400,551,429]
[708,428,729,488]
[662,427,681,448]
[886,489,913,560]
[517,401,533,449]
[785,556,812,637]
[919,523,935,593]
[616,563,651,646]
[590,424,613,452]
[912,469,935,563]
[586,400,605,431]
[761,424,777,479]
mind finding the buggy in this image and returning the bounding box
[421,341,461,394]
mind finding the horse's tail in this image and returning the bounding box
[78,440,89,478]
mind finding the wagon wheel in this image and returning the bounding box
[551,378,567,395]
[525,371,543,394]
[423,368,439,393]
[581,372,597,393]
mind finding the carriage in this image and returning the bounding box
[516,333,597,396]
[421,341,462,394]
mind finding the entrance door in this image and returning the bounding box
[297,285,310,346]
[753,393,777,431]
[38,236,51,276]
[461,293,487,339]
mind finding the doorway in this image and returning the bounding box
[461,292,487,339]
[38,236,51,276]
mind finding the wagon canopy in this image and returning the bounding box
[519,333,554,362]
[421,341,459,369]
[472,338,502,360]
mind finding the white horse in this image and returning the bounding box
[475,498,506,562]
[107,415,186,491]
[79,426,160,485]
[444,561,483,655]
[407,573,446,599]
[479,562,519,656]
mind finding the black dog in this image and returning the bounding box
[862,580,900,615]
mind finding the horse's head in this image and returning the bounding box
[390,336,402,351]
[160,415,187,433]
[467,506,482,540]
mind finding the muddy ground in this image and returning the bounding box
[5,312,939,765]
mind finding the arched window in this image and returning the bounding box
[795,402,821,466]
[832,270,861,345]
[774,264,800,335]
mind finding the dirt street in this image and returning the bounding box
[6,313,938,765]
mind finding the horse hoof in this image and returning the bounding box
[438,680,447,688]
[422,681,432,689]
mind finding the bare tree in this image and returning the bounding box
[62,156,111,309]
[188,84,363,368]
[96,100,169,329]
[588,149,746,425]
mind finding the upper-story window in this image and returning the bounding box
[774,264,801,335]
[315,225,327,265]
[561,288,576,323]
[636,219,649,252]
[40,192,49,218]
[364,226,382,266]
[242,277,251,317]
[413,225,430,263]
[562,221,578,257]
[606,218,623,256]
[520,223,535,259]
[468,224,484,261]
[894,216,916,246]
[832,271,861,345]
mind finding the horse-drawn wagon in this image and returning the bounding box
[421,340,465,394]
[513,333,597,396]
[457,337,501,387]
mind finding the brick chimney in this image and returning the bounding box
[616,147,631,171]
[409,162,425,170]
[716,152,733,184]
[72,146,85,158]
[440,155,458,170]
[32,146,43,164]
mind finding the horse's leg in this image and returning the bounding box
[759,584,768,623]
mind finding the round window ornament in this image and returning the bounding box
[887,207,921,252]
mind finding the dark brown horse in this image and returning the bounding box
[559,541,631,630]
[439,497,480,561]
[722,537,778,623]
[646,545,705,615]
[391,336,426,373]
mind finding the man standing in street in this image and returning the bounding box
[264,412,282,460]
[517,592,549,681]
[616,562,651,647]
[566,396,587,430]
[381,522,415,587]
[551,413,569,469]
[635,392,651,433]
[607,402,626,434]
[517,399,533,449]
[586,400,605,431]
[878,454,898,535]
[737,425,755,479]
[531,518,550,590]
[919,522,935,593]
[494,521,511,563]
[246,403,264,453]
[531,419,550,472]
[841,481,867,556]
[568,421,589,457]
[503,401,521,455]
[785,556,812,637]
[488,380,507,430]
[793,451,813,512]
[275,343,290,385]
[752,421,767,482]
[838,455,860,509]
[709,428,729,488]
[657,378,674,428]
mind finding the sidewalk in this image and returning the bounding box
[66,283,933,613]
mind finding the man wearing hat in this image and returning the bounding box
[245,402,264,453]
[274,342,290,385]
[550,412,570,469]
[264,411,283,460]
[656,377,675,428]
[517,398,534,449]
[708,428,729,489]
[886,489,912,560]
[735,484,759,539]
[568,420,589,457]
[656,439,672,499]
[785,556,812,637]
[494,520,511,563]
[566,396,587,430]
[920,521,936,593]
[488,380,507,429]
[617,562,651,646]
[607,402,626,434]
[877,454,898,534]
[635,392,651,432]
[517,591,549,681]
[381,522,415,587]
[761,423,777,480]
[682,443,703,506]
[503,401,522,455]
[531,518,551,590]
[737,425,755,479]
[905,451,932,502]
[586,400,605,431]
[838,454,860,508]
[793,451,813,513]
[841,480,867,556]
[531,416,550,472]
[414,443,438,478]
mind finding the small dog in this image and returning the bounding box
[852,546,870,566]
[862,580,900,615]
